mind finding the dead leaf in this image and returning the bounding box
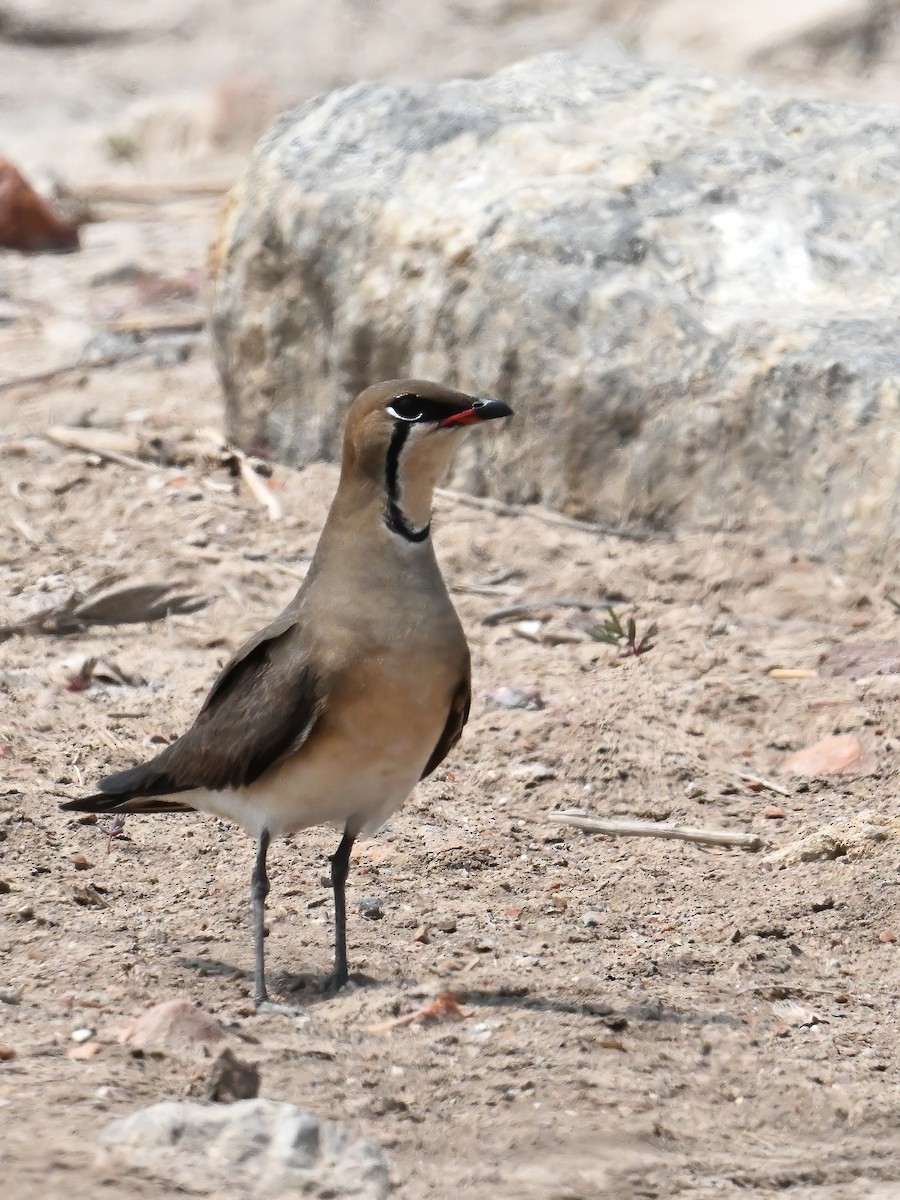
[74,582,206,625]
[67,1041,101,1061]
[597,1037,627,1051]
[63,656,97,692]
[0,577,211,643]
[783,734,877,778]
[364,992,472,1033]
[71,883,109,909]
[185,1046,260,1102]
[771,1000,824,1028]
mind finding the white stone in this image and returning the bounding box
[99,1099,389,1199]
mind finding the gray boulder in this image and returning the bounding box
[99,1099,389,1198]
[210,53,900,567]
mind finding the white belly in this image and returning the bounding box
[188,757,421,842]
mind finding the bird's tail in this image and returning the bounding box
[60,761,195,815]
[60,794,195,815]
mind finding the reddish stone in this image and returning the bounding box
[0,158,79,252]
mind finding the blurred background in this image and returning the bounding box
[4,0,900,557]
[2,0,898,177]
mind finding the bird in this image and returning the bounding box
[61,380,513,1009]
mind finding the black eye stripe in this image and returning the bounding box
[386,394,469,424]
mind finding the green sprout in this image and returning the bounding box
[586,607,657,657]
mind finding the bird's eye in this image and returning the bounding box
[386,395,424,422]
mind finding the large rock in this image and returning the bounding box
[99,1099,389,1198]
[210,53,900,567]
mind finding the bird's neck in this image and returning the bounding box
[331,448,446,547]
[383,424,432,543]
[316,469,438,562]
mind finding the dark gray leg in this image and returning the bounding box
[251,828,271,1007]
[328,828,355,991]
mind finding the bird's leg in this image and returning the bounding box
[251,827,271,1008]
[104,812,127,853]
[327,827,356,992]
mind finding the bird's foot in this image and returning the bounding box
[321,969,350,997]
[103,813,127,853]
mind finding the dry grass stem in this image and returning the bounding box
[551,811,764,851]
[434,487,672,542]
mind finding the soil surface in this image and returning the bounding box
[4,5,900,1199]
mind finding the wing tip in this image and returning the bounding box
[60,793,121,813]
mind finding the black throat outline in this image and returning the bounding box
[384,423,431,543]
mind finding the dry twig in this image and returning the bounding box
[434,488,671,543]
[77,180,231,204]
[105,313,205,337]
[0,355,128,397]
[550,810,764,851]
[482,597,621,626]
[735,771,792,798]
[46,426,159,472]
[234,454,282,522]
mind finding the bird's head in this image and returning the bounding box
[342,379,513,543]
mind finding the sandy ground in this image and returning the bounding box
[4,236,900,1196]
[3,3,900,1198]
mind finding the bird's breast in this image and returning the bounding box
[213,636,465,840]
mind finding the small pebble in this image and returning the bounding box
[684,780,705,799]
[486,686,544,711]
[0,880,10,894]
[0,1046,16,1061]
[71,853,92,871]
[68,1041,101,1061]
[580,912,602,928]
[762,805,786,819]
[435,917,457,934]
[510,762,556,785]
[878,930,896,943]
[412,924,429,944]
[16,904,33,920]
[358,896,384,920]
[71,1027,94,1043]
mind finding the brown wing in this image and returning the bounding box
[85,615,325,803]
[420,674,471,780]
